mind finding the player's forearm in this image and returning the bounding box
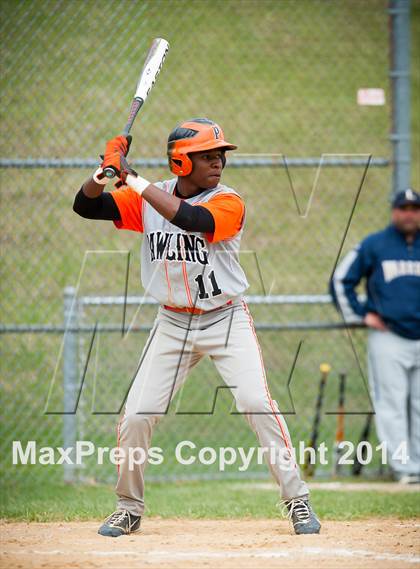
[81,176,106,198]
[141,185,215,232]
[141,184,182,221]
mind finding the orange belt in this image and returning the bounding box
[163,300,233,316]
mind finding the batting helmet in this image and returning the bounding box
[167,118,237,176]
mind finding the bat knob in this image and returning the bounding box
[103,167,117,179]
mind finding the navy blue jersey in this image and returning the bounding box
[330,225,420,340]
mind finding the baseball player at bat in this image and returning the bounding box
[73,119,321,537]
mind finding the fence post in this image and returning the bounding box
[63,286,78,483]
[389,0,411,196]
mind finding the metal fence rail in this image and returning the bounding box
[0,157,390,169]
[1,293,367,334]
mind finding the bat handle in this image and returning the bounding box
[123,97,144,137]
[102,100,140,179]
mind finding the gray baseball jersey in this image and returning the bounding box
[112,178,249,310]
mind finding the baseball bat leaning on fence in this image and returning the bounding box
[352,414,374,476]
[332,371,347,476]
[102,38,170,179]
[303,363,331,477]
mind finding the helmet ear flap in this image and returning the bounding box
[169,155,193,176]
[182,155,193,176]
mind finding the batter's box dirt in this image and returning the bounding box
[1,519,419,569]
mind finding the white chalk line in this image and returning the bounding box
[7,547,420,564]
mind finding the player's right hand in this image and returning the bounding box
[364,312,388,331]
[104,135,132,157]
[101,135,132,176]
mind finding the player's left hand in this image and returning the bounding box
[116,154,150,195]
[114,154,139,188]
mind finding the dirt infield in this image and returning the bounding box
[1,518,419,569]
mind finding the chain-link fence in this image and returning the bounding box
[1,0,418,484]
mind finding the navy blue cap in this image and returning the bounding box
[392,188,420,208]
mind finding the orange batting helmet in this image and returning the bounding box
[167,118,237,176]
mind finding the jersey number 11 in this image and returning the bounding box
[195,271,222,299]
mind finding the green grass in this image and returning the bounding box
[0,0,397,158]
[1,480,418,522]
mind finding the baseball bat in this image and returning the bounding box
[304,362,331,477]
[332,371,346,476]
[103,37,170,178]
[352,414,373,476]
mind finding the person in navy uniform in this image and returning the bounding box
[330,188,420,483]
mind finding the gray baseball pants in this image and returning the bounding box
[115,298,309,516]
[368,329,420,476]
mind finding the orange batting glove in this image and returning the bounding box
[100,135,132,177]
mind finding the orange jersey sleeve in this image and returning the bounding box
[199,193,245,243]
[110,187,144,232]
